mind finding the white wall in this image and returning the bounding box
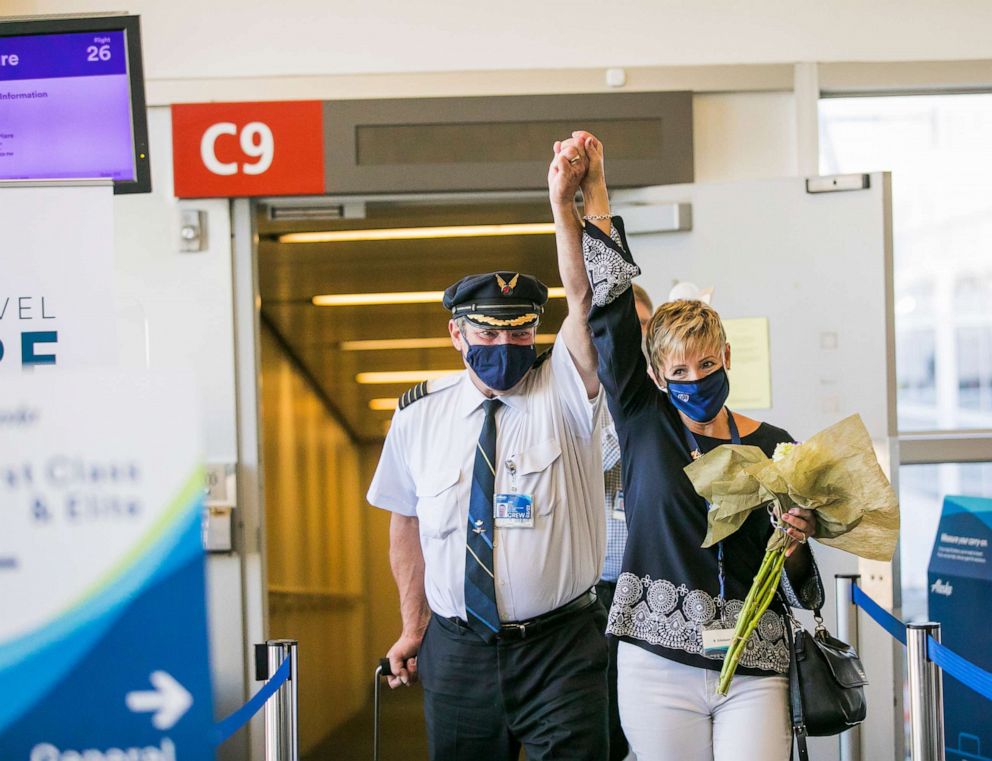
[694,92,798,181]
[114,115,237,456]
[8,0,992,83]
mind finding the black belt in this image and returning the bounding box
[439,588,598,642]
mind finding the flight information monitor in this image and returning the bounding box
[0,15,150,193]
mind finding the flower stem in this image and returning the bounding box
[734,550,773,624]
[717,549,787,696]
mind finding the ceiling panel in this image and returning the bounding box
[257,197,568,441]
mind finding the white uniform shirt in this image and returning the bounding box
[367,334,606,622]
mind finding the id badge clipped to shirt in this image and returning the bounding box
[611,489,625,521]
[494,459,535,528]
[701,625,735,657]
[701,541,734,657]
[494,493,534,528]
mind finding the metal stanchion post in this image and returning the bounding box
[907,623,945,761]
[264,639,299,761]
[835,574,862,761]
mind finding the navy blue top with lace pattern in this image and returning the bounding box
[583,218,824,676]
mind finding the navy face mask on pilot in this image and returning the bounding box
[665,366,731,423]
[465,342,537,392]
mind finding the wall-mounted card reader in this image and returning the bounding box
[203,462,236,553]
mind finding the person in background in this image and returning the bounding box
[366,142,610,761]
[598,282,653,761]
[555,130,824,761]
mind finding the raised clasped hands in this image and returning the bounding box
[548,134,588,206]
[570,130,605,197]
[548,131,607,204]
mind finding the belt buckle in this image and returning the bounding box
[501,622,527,640]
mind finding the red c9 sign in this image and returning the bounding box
[172,101,325,198]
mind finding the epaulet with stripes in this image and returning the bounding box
[533,346,553,368]
[398,381,430,411]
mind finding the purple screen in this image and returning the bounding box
[0,30,136,182]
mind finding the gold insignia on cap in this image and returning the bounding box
[495,273,520,296]
[468,312,538,327]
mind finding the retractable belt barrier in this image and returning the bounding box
[212,656,291,745]
[211,639,299,761]
[849,583,992,701]
[926,637,992,702]
[850,584,906,646]
[836,575,992,761]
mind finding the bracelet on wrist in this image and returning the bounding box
[582,213,612,221]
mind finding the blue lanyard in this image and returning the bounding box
[682,408,740,458]
[682,408,740,604]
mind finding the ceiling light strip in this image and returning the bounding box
[341,333,557,351]
[368,398,399,411]
[313,287,565,307]
[313,291,445,307]
[279,222,556,244]
[356,370,461,385]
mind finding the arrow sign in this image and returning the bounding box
[126,671,193,730]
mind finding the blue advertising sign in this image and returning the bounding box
[0,373,214,760]
[928,495,992,761]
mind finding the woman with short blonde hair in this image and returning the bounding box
[645,299,727,376]
[555,131,825,761]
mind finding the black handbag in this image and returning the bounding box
[784,608,869,761]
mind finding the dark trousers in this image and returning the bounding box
[595,580,629,761]
[418,602,609,761]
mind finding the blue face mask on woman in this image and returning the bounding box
[465,342,537,392]
[665,366,730,423]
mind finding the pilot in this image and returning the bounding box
[368,202,610,761]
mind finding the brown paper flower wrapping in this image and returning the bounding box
[684,413,899,561]
[683,413,899,695]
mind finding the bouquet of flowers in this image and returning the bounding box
[683,414,899,695]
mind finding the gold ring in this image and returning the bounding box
[568,156,581,165]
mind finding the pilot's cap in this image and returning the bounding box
[442,272,548,329]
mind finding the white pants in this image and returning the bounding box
[617,641,791,761]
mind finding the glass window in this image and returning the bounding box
[898,462,992,623]
[957,326,992,412]
[896,328,936,412]
[819,94,992,432]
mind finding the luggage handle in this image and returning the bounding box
[373,658,393,761]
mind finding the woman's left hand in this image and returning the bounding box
[548,138,587,207]
[782,507,816,557]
